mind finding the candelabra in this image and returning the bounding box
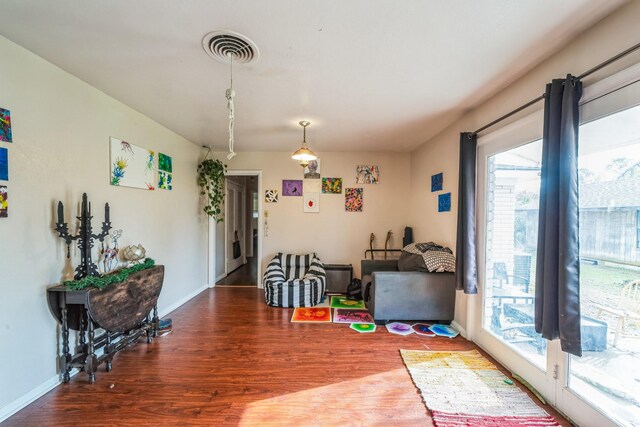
[55,193,112,280]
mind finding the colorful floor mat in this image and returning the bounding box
[330,296,366,309]
[400,349,559,427]
[291,307,332,323]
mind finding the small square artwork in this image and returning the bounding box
[303,159,321,179]
[158,171,172,190]
[333,309,374,324]
[322,177,342,194]
[110,137,155,190]
[345,188,363,212]
[0,147,7,181]
[330,296,366,309]
[158,153,172,173]
[304,192,319,213]
[0,108,11,143]
[291,307,332,323]
[431,173,443,192]
[438,192,451,212]
[0,186,6,217]
[265,190,278,203]
[356,165,379,184]
[283,179,303,196]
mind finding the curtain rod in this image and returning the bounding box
[471,41,640,137]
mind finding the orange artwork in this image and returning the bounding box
[291,307,332,323]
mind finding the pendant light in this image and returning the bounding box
[291,121,317,168]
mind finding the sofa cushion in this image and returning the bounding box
[398,252,428,272]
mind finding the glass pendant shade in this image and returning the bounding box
[292,121,317,167]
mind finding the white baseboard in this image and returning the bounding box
[0,285,210,423]
[159,284,208,318]
[0,367,78,423]
[451,321,468,339]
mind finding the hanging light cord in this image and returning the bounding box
[226,53,236,160]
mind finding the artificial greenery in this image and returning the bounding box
[64,258,156,290]
[197,158,227,222]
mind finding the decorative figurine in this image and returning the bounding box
[55,193,112,280]
[100,229,122,273]
[123,244,146,265]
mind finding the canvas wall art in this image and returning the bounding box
[438,192,451,212]
[265,190,279,203]
[322,177,342,194]
[0,108,11,143]
[0,186,6,218]
[356,165,379,184]
[431,172,443,192]
[303,192,319,213]
[283,179,303,196]
[110,137,155,190]
[303,159,320,179]
[345,188,363,212]
[158,153,172,173]
[0,147,7,181]
[158,171,172,190]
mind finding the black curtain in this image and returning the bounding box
[535,75,583,356]
[456,132,478,294]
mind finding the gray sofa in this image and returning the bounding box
[361,259,456,325]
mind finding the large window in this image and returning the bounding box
[569,102,640,427]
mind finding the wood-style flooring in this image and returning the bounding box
[6,287,571,426]
[216,257,258,286]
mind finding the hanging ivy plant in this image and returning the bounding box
[197,158,227,222]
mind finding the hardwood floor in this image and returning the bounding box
[6,287,572,426]
[216,257,258,286]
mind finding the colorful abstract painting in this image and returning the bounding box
[158,152,172,173]
[333,309,374,324]
[110,137,155,190]
[356,165,379,184]
[291,307,332,323]
[322,177,342,194]
[386,322,414,336]
[282,179,303,196]
[0,108,11,143]
[351,323,376,333]
[158,171,172,190]
[0,186,6,217]
[330,296,366,309]
[303,192,319,213]
[345,188,363,212]
[0,147,7,181]
[438,192,451,212]
[431,172,443,192]
[265,190,278,203]
[303,159,320,179]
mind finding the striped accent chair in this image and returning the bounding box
[263,253,327,307]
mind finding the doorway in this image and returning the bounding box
[215,173,260,287]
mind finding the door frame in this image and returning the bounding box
[225,178,247,274]
[207,169,263,288]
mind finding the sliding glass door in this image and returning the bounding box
[475,71,640,427]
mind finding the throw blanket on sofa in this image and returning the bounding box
[403,242,456,273]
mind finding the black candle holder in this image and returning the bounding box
[55,193,112,280]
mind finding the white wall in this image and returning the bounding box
[0,35,207,417]
[408,0,640,333]
[215,151,411,279]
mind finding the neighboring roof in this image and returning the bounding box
[580,176,640,209]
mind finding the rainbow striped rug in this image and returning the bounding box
[400,349,559,427]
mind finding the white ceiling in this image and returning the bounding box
[0,1,627,153]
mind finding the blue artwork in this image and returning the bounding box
[0,147,7,181]
[438,192,451,212]
[431,172,443,192]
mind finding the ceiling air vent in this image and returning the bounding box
[202,30,259,64]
